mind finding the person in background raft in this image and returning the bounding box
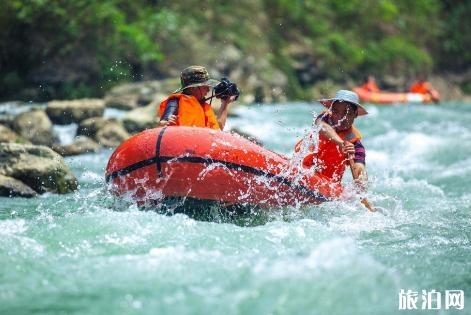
[158,66,237,130]
[295,90,368,187]
[359,75,381,92]
[409,76,440,102]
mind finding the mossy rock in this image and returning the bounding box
[0,143,77,194]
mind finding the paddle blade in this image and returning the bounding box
[361,198,376,212]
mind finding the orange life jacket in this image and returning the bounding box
[295,124,362,182]
[360,80,380,92]
[159,93,220,130]
[409,81,432,94]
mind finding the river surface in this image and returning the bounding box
[1,102,470,315]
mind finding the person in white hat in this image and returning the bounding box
[295,90,369,187]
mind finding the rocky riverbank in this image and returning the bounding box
[0,97,139,197]
[0,85,262,198]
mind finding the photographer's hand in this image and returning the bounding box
[217,96,236,130]
[221,95,236,107]
[158,115,177,127]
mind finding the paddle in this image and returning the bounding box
[348,159,376,212]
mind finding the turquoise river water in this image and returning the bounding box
[0,102,470,315]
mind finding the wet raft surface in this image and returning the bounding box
[1,102,470,314]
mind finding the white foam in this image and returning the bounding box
[104,108,127,118]
[53,123,78,145]
[0,219,28,235]
[435,157,471,178]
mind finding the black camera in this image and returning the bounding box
[213,78,240,101]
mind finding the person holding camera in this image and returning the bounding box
[158,65,239,130]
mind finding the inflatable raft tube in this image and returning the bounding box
[353,87,438,104]
[105,127,342,209]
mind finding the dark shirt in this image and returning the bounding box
[353,141,366,165]
[161,98,179,121]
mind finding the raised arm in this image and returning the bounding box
[216,97,235,130]
[314,117,355,157]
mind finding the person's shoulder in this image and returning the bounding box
[170,93,198,104]
[169,93,186,99]
[351,125,362,138]
[163,93,181,101]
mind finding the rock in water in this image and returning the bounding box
[95,122,129,148]
[12,109,56,146]
[77,118,129,148]
[46,99,105,124]
[0,175,37,197]
[0,125,30,144]
[0,143,77,194]
[77,117,109,138]
[122,103,157,134]
[52,136,101,157]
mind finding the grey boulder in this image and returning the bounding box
[122,103,157,134]
[0,174,37,198]
[0,143,77,194]
[52,136,101,157]
[12,109,56,146]
[0,125,30,144]
[46,99,105,124]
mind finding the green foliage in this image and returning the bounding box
[366,37,433,75]
[437,1,471,71]
[0,0,163,100]
[0,0,467,101]
[461,80,471,95]
[314,32,366,79]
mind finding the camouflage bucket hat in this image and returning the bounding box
[176,66,219,92]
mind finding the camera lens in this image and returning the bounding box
[214,78,239,100]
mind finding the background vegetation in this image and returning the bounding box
[0,0,469,101]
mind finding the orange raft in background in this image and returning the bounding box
[353,87,440,104]
[105,127,343,209]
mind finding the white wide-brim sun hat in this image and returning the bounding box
[318,89,368,116]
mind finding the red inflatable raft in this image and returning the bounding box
[105,127,342,209]
[353,87,439,104]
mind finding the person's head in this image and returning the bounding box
[318,90,368,130]
[185,85,210,101]
[330,100,358,130]
[367,75,376,83]
[178,66,218,102]
[416,74,426,82]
